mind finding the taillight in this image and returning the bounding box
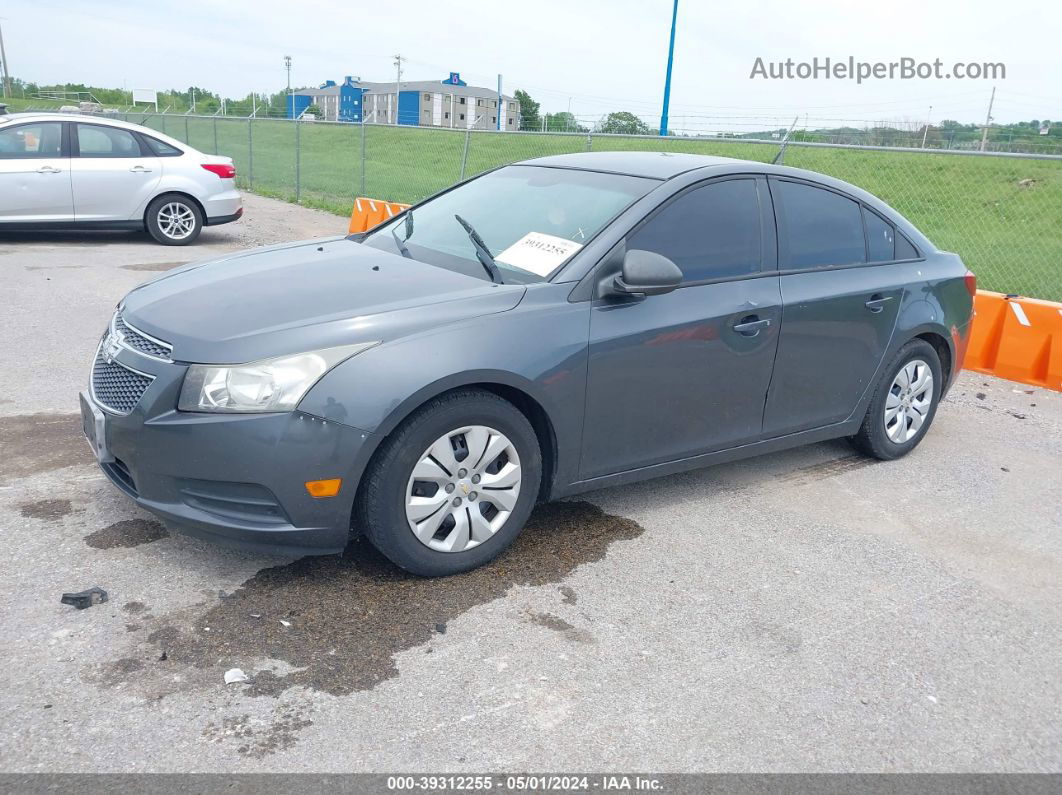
[964,271,977,297]
[201,163,236,179]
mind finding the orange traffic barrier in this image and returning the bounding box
[965,290,1062,391]
[348,197,410,234]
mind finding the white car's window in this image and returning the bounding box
[0,122,63,159]
[363,165,656,284]
[76,124,142,158]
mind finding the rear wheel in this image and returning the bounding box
[850,339,942,460]
[145,194,203,245]
[356,390,542,576]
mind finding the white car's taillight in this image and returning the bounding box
[201,163,236,179]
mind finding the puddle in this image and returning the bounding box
[19,498,74,520]
[0,414,89,484]
[85,519,169,549]
[135,500,643,697]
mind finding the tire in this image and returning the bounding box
[355,389,542,577]
[850,339,942,461]
[145,194,203,245]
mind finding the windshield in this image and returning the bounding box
[362,165,657,283]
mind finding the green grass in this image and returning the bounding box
[126,116,1062,301]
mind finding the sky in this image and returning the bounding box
[3,0,1060,132]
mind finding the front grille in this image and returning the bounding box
[114,314,172,360]
[92,352,153,414]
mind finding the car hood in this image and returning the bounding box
[121,237,526,364]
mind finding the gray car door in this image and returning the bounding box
[761,177,905,437]
[581,176,782,480]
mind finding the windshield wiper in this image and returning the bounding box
[454,214,503,284]
[391,210,413,259]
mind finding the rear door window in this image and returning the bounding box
[75,124,143,157]
[775,180,865,269]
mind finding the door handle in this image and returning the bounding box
[732,316,771,337]
[129,165,153,173]
[36,165,61,174]
[865,294,893,313]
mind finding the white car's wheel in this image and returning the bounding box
[146,194,203,245]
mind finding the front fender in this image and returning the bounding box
[299,282,591,493]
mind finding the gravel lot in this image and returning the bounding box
[1,193,1060,773]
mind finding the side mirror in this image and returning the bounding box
[612,249,683,297]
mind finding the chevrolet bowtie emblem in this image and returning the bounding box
[102,333,122,364]
[460,482,470,495]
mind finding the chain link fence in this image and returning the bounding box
[123,113,1062,301]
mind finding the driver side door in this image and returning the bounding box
[580,176,782,480]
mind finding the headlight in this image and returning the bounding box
[178,342,377,413]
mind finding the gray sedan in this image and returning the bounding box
[81,152,974,576]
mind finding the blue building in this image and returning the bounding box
[288,76,363,121]
[289,72,519,129]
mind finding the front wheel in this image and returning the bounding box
[145,194,203,245]
[356,390,542,576]
[850,339,942,460]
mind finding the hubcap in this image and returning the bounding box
[157,202,196,239]
[884,359,934,444]
[405,425,522,553]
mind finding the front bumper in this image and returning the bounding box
[81,345,375,555]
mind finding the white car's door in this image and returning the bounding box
[0,121,74,221]
[70,122,160,221]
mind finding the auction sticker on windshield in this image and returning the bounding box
[496,232,582,276]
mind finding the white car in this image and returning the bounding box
[0,113,242,245]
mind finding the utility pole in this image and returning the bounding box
[921,105,932,148]
[191,87,196,114]
[979,86,995,152]
[284,55,293,118]
[497,74,502,130]
[0,20,11,99]
[393,54,404,87]
[659,0,679,136]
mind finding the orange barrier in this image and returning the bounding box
[965,290,1062,391]
[348,197,410,234]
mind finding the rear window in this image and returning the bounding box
[863,207,895,262]
[142,135,183,156]
[776,180,865,269]
[896,232,920,260]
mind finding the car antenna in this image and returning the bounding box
[771,116,800,165]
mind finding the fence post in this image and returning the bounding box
[586,132,592,151]
[460,129,471,181]
[160,115,166,134]
[185,116,189,144]
[295,119,301,203]
[248,119,254,191]
[360,121,367,196]
[213,117,218,155]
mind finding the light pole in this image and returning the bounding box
[284,55,293,118]
[0,19,11,99]
[659,0,678,136]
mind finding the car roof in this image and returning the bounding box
[516,151,749,179]
[0,111,195,151]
